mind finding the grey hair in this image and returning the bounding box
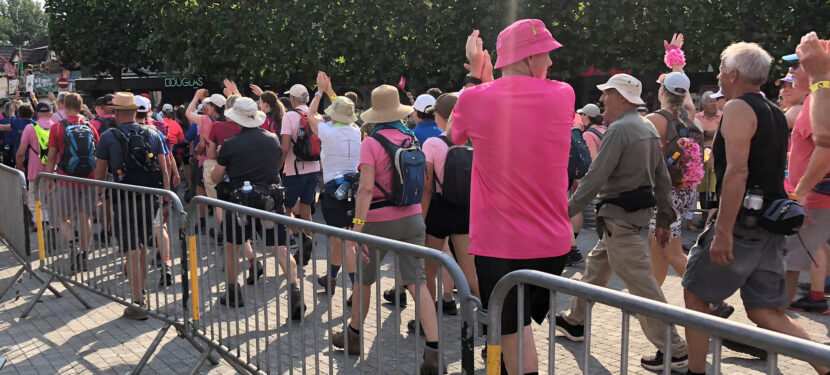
[292,93,309,105]
[720,42,773,86]
[57,91,68,104]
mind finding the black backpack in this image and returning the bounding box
[436,135,472,207]
[369,132,426,209]
[57,120,96,176]
[568,127,592,182]
[655,109,704,186]
[96,116,117,134]
[112,125,164,188]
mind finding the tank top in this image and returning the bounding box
[713,93,788,200]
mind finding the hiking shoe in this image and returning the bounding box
[565,249,584,267]
[122,305,149,321]
[420,346,447,375]
[798,282,830,295]
[346,294,353,308]
[158,271,173,287]
[709,301,735,319]
[407,319,425,336]
[245,261,264,285]
[789,295,830,315]
[640,350,688,371]
[70,251,88,273]
[292,233,314,267]
[317,274,337,294]
[554,314,584,342]
[436,298,458,316]
[331,327,360,355]
[722,338,767,360]
[219,284,244,307]
[289,287,306,320]
[382,287,407,308]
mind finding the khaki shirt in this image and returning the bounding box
[569,109,676,229]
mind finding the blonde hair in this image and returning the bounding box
[64,93,83,111]
[720,42,773,86]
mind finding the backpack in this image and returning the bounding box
[369,132,426,208]
[656,109,704,187]
[96,117,116,134]
[568,127,592,182]
[290,109,321,171]
[584,127,604,142]
[32,122,50,165]
[436,135,472,207]
[112,125,164,189]
[57,120,96,176]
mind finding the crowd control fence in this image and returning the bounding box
[485,270,830,375]
[25,173,216,374]
[185,196,479,375]
[0,165,59,305]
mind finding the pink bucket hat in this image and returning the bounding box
[494,19,562,69]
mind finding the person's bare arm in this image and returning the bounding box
[15,138,27,171]
[421,162,434,219]
[786,105,803,129]
[206,139,218,160]
[186,89,207,126]
[351,163,375,234]
[94,160,108,181]
[710,99,756,265]
[159,151,170,190]
[796,32,830,147]
[211,163,226,184]
[794,145,830,206]
[45,147,58,173]
[279,134,291,171]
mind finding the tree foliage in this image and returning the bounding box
[47,0,830,93]
[0,0,47,46]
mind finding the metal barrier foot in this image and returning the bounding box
[19,274,55,319]
[177,329,220,366]
[187,346,214,375]
[55,275,92,309]
[131,324,171,375]
[0,267,25,301]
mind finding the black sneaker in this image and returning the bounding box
[346,293,353,308]
[382,287,407,308]
[709,301,735,319]
[789,295,830,315]
[554,314,584,342]
[292,233,313,267]
[407,319,425,336]
[565,249,584,267]
[798,282,830,295]
[158,271,173,287]
[722,338,767,360]
[317,274,337,293]
[245,261,264,285]
[289,287,306,320]
[219,284,244,307]
[640,350,688,371]
[436,298,458,316]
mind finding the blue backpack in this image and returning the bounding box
[369,132,425,209]
[57,120,96,176]
[568,127,592,182]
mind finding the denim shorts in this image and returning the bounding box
[283,172,320,208]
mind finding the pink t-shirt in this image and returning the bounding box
[196,114,212,167]
[281,105,321,176]
[789,96,830,210]
[451,76,574,259]
[359,129,422,222]
[19,118,53,180]
[423,133,449,194]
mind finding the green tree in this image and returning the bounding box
[0,0,47,46]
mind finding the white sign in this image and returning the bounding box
[9,79,18,93]
[25,75,33,92]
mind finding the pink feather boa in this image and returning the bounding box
[664,48,686,69]
[677,138,703,189]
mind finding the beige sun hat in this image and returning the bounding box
[596,74,646,106]
[224,97,266,128]
[325,96,358,124]
[360,85,414,124]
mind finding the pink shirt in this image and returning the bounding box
[360,129,422,222]
[196,114,212,167]
[281,105,321,176]
[789,96,830,210]
[582,125,606,159]
[423,132,449,194]
[451,76,574,259]
[19,118,53,180]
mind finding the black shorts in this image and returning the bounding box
[112,191,158,252]
[476,254,567,335]
[425,195,469,239]
[321,194,354,228]
[223,210,288,247]
[194,162,204,188]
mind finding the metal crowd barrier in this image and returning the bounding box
[186,196,479,374]
[0,165,59,304]
[485,270,830,375]
[25,173,216,374]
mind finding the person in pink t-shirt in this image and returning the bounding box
[17,103,53,223]
[331,84,444,374]
[451,19,572,373]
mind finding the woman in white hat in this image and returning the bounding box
[306,72,360,299]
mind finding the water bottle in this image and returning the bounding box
[336,181,350,200]
[741,186,764,229]
[334,173,345,185]
[238,181,253,226]
[666,151,681,165]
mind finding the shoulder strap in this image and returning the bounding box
[585,127,604,141]
[438,134,453,148]
[654,109,673,123]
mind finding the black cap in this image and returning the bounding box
[35,102,51,113]
[95,93,115,106]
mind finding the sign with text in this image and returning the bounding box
[164,77,204,88]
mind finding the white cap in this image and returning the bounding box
[710,90,724,99]
[576,103,601,117]
[135,96,151,113]
[412,94,436,113]
[162,103,174,112]
[284,84,309,98]
[596,74,645,106]
[203,93,227,108]
[197,104,203,113]
[661,72,690,96]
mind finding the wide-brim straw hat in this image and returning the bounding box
[225,97,266,128]
[360,85,413,123]
[325,96,358,124]
[111,92,141,110]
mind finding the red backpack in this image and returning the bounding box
[290,109,321,171]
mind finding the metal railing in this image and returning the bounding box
[25,172,216,374]
[485,269,830,375]
[186,196,479,375]
[0,165,58,304]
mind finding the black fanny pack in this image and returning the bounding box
[599,186,657,212]
[323,172,360,200]
[759,198,804,235]
[217,180,285,212]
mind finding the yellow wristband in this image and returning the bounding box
[810,80,830,93]
[352,218,365,225]
[329,94,337,101]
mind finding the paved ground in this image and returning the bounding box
[1,203,828,374]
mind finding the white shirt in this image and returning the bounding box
[317,121,361,183]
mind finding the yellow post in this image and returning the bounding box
[486,344,502,375]
[35,201,45,262]
[188,235,200,322]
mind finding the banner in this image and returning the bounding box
[1,57,16,79]
[25,75,34,92]
[9,79,18,93]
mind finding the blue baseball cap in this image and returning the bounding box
[782,53,798,62]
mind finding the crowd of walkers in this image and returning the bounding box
[3,17,830,375]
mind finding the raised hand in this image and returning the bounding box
[222,78,239,96]
[796,32,830,83]
[249,84,263,97]
[663,33,684,51]
[465,30,486,79]
[316,71,328,93]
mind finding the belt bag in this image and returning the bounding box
[760,199,804,235]
[600,186,657,212]
[813,174,830,197]
[229,183,285,212]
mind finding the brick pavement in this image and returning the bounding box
[0,209,828,374]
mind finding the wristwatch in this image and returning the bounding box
[464,75,482,86]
